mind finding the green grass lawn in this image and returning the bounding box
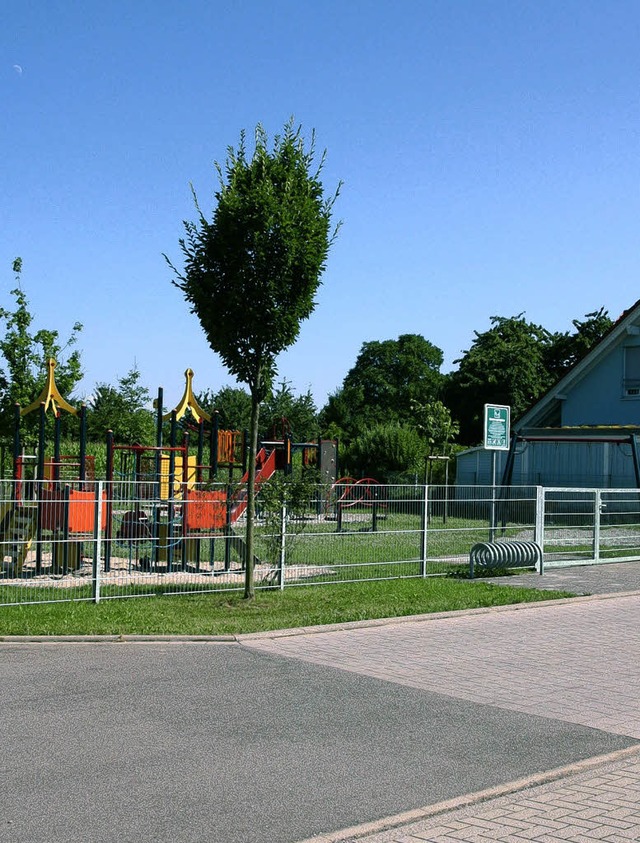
[0,577,576,637]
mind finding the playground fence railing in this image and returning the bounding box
[1,481,639,606]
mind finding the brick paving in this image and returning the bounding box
[485,560,640,595]
[243,594,640,739]
[240,581,640,843]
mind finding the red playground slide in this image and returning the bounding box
[230,447,277,522]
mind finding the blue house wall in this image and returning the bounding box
[561,340,640,427]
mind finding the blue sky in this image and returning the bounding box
[3,0,640,412]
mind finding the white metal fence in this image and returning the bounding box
[0,481,638,606]
[542,487,640,567]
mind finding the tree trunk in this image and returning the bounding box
[244,390,260,599]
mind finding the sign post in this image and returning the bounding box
[483,404,511,541]
[483,404,510,451]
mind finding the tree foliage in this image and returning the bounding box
[320,334,444,441]
[197,386,253,432]
[198,380,318,442]
[544,307,613,380]
[317,388,356,443]
[445,314,554,444]
[168,121,339,598]
[409,399,460,483]
[261,379,318,442]
[87,365,155,444]
[255,469,321,584]
[411,399,459,455]
[445,310,613,445]
[342,423,424,483]
[169,122,339,401]
[0,258,83,438]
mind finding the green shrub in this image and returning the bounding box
[342,423,424,483]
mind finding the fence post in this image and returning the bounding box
[62,483,71,574]
[420,484,429,577]
[278,501,287,591]
[594,490,601,564]
[535,486,545,575]
[92,481,103,604]
[372,487,378,532]
[224,481,233,571]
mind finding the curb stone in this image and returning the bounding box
[292,744,640,843]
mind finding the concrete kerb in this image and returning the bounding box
[236,588,640,642]
[0,634,238,643]
[2,588,640,643]
[293,744,640,843]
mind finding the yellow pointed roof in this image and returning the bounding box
[164,368,211,423]
[21,358,78,417]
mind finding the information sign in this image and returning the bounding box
[483,404,510,450]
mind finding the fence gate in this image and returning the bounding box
[543,488,640,568]
[598,490,640,564]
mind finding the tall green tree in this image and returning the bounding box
[168,121,340,598]
[320,334,444,441]
[87,365,155,444]
[197,386,253,431]
[545,308,613,380]
[445,314,554,444]
[261,379,318,442]
[446,309,614,445]
[0,258,83,438]
[318,387,355,442]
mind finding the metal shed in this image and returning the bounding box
[456,427,640,488]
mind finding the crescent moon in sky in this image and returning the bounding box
[13,64,23,74]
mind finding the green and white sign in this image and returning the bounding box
[484,404,510,450]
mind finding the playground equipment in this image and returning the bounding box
[2,363,339,580]
[105,369,281,575]
[15,358,93,483]
[2,359,103,576]
[328,477,386,532]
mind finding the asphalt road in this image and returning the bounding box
[0,640,634,843]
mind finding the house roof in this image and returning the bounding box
[515,299,640,431]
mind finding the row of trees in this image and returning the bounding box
[445,310,612,443]
[321,309,613,447]
[1,258,612,476]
